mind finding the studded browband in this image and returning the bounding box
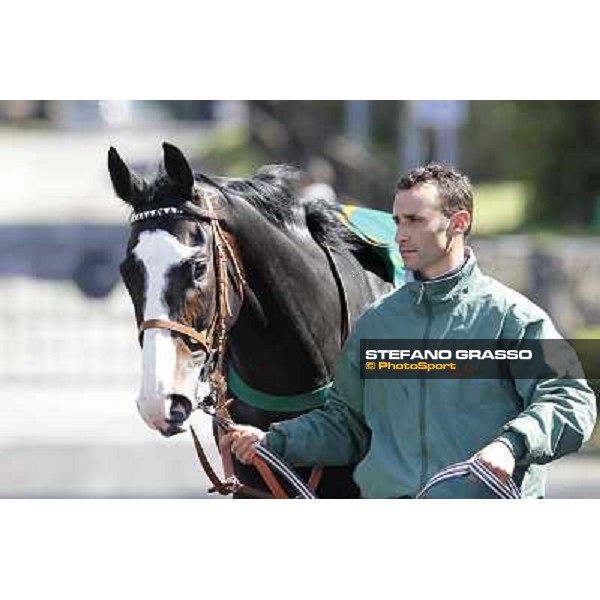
[130,200,226,224]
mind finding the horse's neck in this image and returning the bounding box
[228,210,343,394]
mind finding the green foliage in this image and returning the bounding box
[572,325,600,339]
[472,180,600,236]
[198,126,268,177]
[461,101,521,182]
[514,101,600,228]
[568,325,600,449]
[472,182,528,235]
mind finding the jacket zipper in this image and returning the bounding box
[419,284,433,491]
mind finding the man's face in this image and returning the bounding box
[393,182,459,278]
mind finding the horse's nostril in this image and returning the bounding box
[168,395,192,424]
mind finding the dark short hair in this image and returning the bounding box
[396,163,473,236]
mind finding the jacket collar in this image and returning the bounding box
[404,248,479,304]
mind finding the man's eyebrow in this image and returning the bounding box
[393,212,420,221]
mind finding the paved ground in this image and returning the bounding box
[2,443,597,499]
[0,443,220,499]
[544,452,600,498]
[1,446,596,499]
[0,381,597,498]
[0,383,223,498]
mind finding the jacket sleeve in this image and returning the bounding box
[264,323,371,467]
[501,312,597,465]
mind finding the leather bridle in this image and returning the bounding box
[137,192,246,377]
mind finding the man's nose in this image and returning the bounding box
[395,226,408,245]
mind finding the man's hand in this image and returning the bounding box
[474,441,515,483]
[221,425,266,465]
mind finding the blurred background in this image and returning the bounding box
[1,100,599,498]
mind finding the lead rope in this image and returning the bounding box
[190,409,316,499]
[416,457,521,499]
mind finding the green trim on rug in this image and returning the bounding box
[338,204,405,286]
[228,365,331,412]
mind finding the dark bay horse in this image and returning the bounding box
[109,142,397,498]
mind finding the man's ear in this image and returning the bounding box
[451,211,471,235]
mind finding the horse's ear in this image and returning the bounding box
[163,142,194,192]
[108,147,146,206]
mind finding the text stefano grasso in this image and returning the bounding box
[364,349,533,361]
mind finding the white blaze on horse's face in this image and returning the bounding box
[133,230,200,433]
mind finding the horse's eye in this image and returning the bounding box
[192,262,207,282]
[186,336,204,353]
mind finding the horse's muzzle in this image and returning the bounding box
[157,394,193,437]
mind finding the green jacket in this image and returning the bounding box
[265,252,597,498]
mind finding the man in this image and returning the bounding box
[223,164,597,498]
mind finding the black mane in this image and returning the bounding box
[142,164,360,251]
[213,165,360,251]
[211,165,302,228]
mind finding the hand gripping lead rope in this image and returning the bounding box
[191,406,317,500]
[416,457,521,499]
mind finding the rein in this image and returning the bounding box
[416,458,521,499]
[132,188,320,499]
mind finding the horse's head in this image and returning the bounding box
[109,143,244,436]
